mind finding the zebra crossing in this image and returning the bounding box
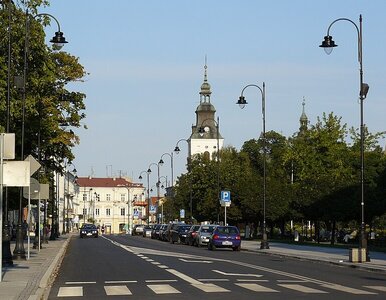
[56,281,383,297]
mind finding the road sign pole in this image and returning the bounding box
[224,204,227,225]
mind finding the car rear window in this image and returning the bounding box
[201,226,215,233]
[217,227,239,234]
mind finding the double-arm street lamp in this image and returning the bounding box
[237,82,269,249]
[13,10,68,260]
[198,117,221,222]
[159,152,174,189]
[319,15,369,261]
[139,168,152,225]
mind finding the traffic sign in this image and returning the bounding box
[149,205,157,214]
[221,191,231,202]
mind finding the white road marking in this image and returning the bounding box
[179,258,213,263]
[364,286,386,292]
[192,283,230,293]
[57,287,83,297]
[198,278,229,282]
[65,281,96,285]
[321,284,376,295]
[104,285,132,296]
[279,284,328,294]
[166,269,202,284]
[145,259,154,262]
[146,279,178,283]
[104,235,376,295]
[213,270,262,277]
[277,279,308,283]
[105,280,137,284]
[158,265,169,268]
[236,279,269,282]
[236,283,279,292]
[148,284,181,294]
[151,261,161,265]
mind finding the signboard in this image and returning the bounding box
[3,161,30,187]
[221,191,231,202]
[2,133,15,159]
[149,205,157,214]
[180,209,185,219]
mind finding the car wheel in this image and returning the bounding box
[233,246,241,251]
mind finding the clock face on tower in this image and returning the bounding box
[204,126,210,133]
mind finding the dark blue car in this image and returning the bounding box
[208,226,241,251]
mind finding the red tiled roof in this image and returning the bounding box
[76,177,143,188]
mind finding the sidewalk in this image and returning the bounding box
[0,233,72,300]
[241,240,386,273]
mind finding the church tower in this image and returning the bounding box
[299,97,308,135]
[189,63,224,159]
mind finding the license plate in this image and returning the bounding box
[87,233,92,236]
[222,241,232,245]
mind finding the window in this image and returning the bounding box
[121,208,125,216]
[82,208,87,216]
[95,208,100,216]
[106,208,111,216]
[106,194,111,201]
[82,194,87,201]
[121,194,126,202]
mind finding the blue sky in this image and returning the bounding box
[42,0,386,193]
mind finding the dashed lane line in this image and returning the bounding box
[279,284,328,294]
[235,283,279,293]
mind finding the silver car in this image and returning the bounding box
[194,225,217,247]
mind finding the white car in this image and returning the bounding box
[132,224,144,235]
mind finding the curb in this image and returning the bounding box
[32,235,72,300]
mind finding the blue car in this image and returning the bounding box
[208,226,241,251]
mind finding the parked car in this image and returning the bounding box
[163,223,181,242]
[132,224,144,236]
[208,225,241,251]
[142,225,153,237]
[80,224,98,238]
[194,225,217,247]
[158,224,168,241]
[170,224,192,244]
[186,225,201,245]
[151,224,162,239]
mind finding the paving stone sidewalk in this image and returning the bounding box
[0,233,71,300]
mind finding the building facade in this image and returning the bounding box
[70,177,145,234]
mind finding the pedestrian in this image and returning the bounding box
[101,225,105,235]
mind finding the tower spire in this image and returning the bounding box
[199,56,211,103]
[299,96,308,133]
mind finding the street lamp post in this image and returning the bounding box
[12,9,68,260]
[237,82,269,249]
[174,139,193,219]
[88,188,93,223]
[159,152,174,189]
[319,15,369,261]
[198,117,221,222]
[139,170,151,225]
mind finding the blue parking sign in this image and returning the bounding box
[221,191,231,202]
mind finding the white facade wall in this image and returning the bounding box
[190,138,224,158]
[74,185,145,234]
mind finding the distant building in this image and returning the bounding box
[74,177,145,234]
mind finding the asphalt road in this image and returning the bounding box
[47,234,386,299]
